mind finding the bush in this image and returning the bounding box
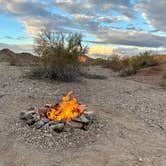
[132,52,158,68]
[96,52,159,76]
[106,55,122,71]
[162,63,166,79]
[32,30,88,82]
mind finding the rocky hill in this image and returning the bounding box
[0,48,38,65]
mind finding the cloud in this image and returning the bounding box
[0,0,165,55]
[0,0,135,35]
[136,0,166,31]
[54,0,135,19]
[88,28,166,48]
[89,45,166,58]
[0,0,76,34]
[0,42,33,53]
[0,0,50,17]
[0,36,29,40]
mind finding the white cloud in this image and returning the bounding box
[136,0,166,31]
[0,42,33,53]
[88,28,166,48]
[0,0,166,55]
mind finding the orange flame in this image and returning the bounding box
[46,91,84,121]
[78,56,87,62]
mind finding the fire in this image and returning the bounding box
[46,91,84,121]
[78,56,87,62]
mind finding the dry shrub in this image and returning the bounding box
[162,62,166,79]
[93,52,159,76]
[32,30,88,82]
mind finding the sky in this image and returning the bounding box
[0,0,166,57]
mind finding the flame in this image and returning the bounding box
[78,56,87,62]
[46,91,84,121]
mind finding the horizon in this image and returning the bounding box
[0,0,166,57]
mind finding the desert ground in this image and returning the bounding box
[0,62,166,166]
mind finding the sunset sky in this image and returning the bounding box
[0,0,166,57]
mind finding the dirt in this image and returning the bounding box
[0,62,166,166]
[127,65,166,88]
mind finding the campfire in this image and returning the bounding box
[20,91,94,133]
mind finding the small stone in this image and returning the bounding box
[50,123,64,133]
[84,111,95,121]
[138,158,143,162]
[42,118,49,124]
[26,118,37,125]
[45,104,52,108]
[66,121,83,129]
[63,125,73,132]
[72,114,89,124]
[34,120,45,129]
[82,122,92,131]
[19,110,36,120]
[49,119,66,126]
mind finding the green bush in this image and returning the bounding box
[132,52,158,68]
[32,30,88,82]
[97,52,159,76]
[107,55,122,71]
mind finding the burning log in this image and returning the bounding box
[19,91,94,133]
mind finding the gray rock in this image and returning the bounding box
[26,118,38,125]
[66,121,83,129]
[19,110,36,120]
[34,120,46,129]
[42,118,49,124]
[72,114,89,124]
[49,119,66,126]
[84,112,95,121]
[50,123,64,133]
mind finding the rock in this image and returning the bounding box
[34,120,46,129]
[66,121,83,129]
[138,158,143,162]
[72,114,89,124]
[50,123,64,133]
[42,118,49,124]
[63,125,73,132]
[82,122,92,131]
[26,118,38,125]
[19,110,36,120]
[48,119,66,126]
[84,112,95,121]
[45,104,52,108]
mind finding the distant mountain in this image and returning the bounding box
[0,48,34,57]
[0,48,15,58]
[0,48,38,65]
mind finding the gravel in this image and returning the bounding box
[0,62,166,165]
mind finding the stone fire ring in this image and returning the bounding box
[19,109,95,133]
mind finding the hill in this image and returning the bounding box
[0,48,38,65]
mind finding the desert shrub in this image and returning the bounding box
[121,52,158,76]
[162,62,166,79]
[91,55,122,71]
[118,58,136,76]
[32,30,88,82]
[96,52,159,76]
[106,55,122,71]
[133,52,158,68]
[91,58,108,66]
